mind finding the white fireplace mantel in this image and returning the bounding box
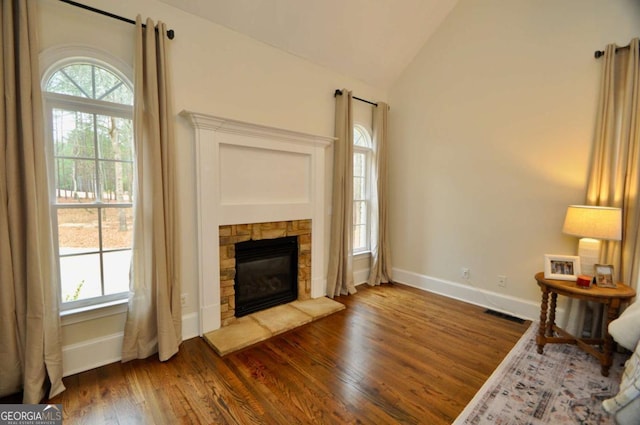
[181,111,334,334]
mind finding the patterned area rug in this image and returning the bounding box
[453,322,628,425]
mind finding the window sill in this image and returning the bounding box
[354,251,371,260]
[60,298,129,326]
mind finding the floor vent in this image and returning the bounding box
[484,309,525,324]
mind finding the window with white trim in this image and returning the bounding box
[43,61,134,310]
[353,125,372,253]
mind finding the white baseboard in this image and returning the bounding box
[62,312,201,377]
[182,312,200,340]
[62,332,124,377]
[200,303,220,334]
[354,268,370,286]
[311,277,327,299]
[392,268,541,322]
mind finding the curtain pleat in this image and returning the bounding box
[326,90,356,297]
[0,0,65,402]
[121,17,181,362]
[368,102,393,286]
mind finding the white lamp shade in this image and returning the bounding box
[562,205,622,241]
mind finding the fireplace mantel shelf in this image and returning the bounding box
[181,110,335,147]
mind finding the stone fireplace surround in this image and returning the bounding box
[183,111,334,335]
[219,219,311,326]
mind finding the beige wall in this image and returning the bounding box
[388,0,640,316]
[38,0,385,362]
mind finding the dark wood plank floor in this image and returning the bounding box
[5,283,530,424]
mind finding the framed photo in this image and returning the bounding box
[544,254,581,281]
[594,264,616,288]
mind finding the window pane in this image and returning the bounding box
[99,162,134,204]
[354,127,370,148]
[103,250,132,295]
[354,152,365,177]
[52,109,95,158]
[94,67,123,101]
[353,225,367,251]
[101,207,133,250]
[354,128,363,146]
[53,158,80,201]
[61,64,94,98]
[95,115,133,161]
[58,208,99,253]
[60,253,101,302]
[98,160,114,202]
[95,115,134,203]
[100,83,133,105]
[354,176,366,200]
[359,202,367,225]
[55,159,97,204]
[354,225,362,250]
[353,201,367,226]
[47,64,133,105]
[94,66,133,105]
[46,66,91,98]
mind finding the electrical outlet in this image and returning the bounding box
[181,293,187,307]
[498,275,507,287]
[461,268,470,280]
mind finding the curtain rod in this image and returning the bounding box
[59,0,175,40]
[594,44,633,59]
[334,89,378,107]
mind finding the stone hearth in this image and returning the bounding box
[203,297,345,356]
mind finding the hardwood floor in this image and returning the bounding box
[7,283,530,424]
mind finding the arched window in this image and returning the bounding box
[43,60,134,310]
[353,125,372,253]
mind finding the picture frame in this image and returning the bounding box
[544,254,581,281]
[594,264,616,288]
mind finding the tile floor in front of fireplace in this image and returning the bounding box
[203,297,345,356]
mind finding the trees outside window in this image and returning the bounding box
[44,62,134,309]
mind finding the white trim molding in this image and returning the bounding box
[40,44,133,90]
[392,268,542,322]
[61,312,199,377]
[62,332,124,377]
[182,112,334,147]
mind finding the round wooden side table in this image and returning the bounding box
[534,271,635,376]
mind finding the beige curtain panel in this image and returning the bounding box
[564,38,640,337]
[121,17,182,362]
[368,102,393,286]
[0,0,65,402]
[326,90,357,297]
[587,38,640,291]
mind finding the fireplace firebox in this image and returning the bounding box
[234,236,298,317]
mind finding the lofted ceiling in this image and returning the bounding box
[157,0,459,89]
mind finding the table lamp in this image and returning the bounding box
[562,205,622,276]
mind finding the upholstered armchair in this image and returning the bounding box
[603,299,640,424]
